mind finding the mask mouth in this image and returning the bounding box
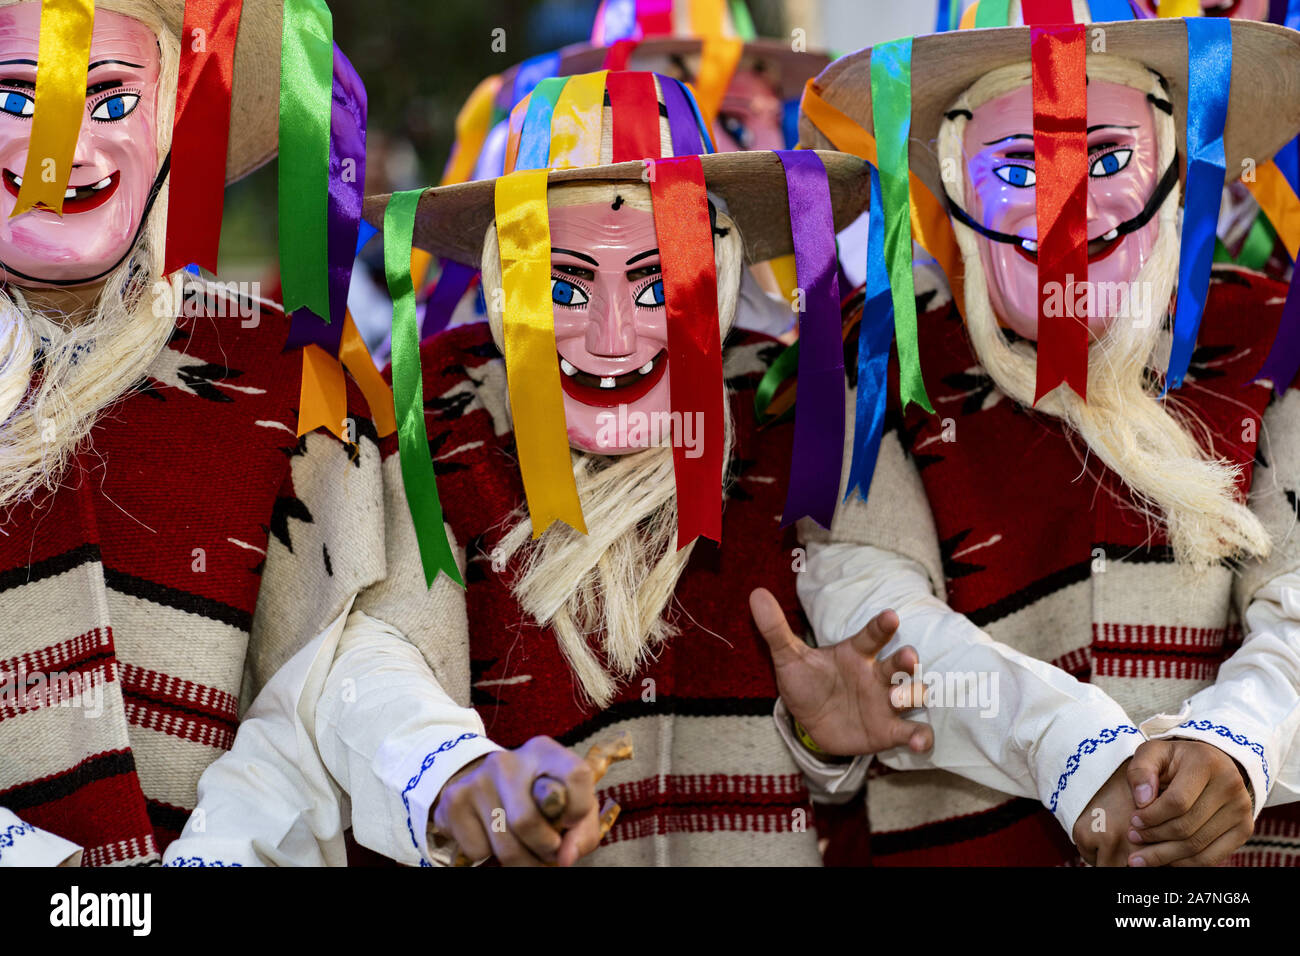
[3,168,120,214]
[558,348,668,408]
[1011,226,1127,266]
[949,156,1179,263]
[1203,0,1243,15]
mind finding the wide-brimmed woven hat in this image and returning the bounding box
[799,17,1300,200]
[367,71,867,267]
[5,0,285,182]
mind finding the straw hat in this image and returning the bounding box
[799,17,1300,201]
[0,0,285,182]
[366,72,868,267]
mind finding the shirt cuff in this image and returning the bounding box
[377,728,503,866]
[772,698,870,804]
[1142,709,1272,818]
[1036,717,1143,837]
[0,809,82,867]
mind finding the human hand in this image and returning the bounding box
[431,736,601,867]
[749,587,932,758]
[1073,758,1143,866]
[1125,739,1254,867]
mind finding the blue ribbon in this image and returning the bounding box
[511,50,562,108]
[934,0,958,32]
[782,97,800,151]
[845,164,894,503]
[355,218,378,254]
[1088,0,1135,20]
[514,76,567,171]
[1275,136,1300,198]
[1166,17,1230,394]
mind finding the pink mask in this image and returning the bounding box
[548,201,672,454]
[0,3,161,287]
[1133,0,1269,17]
[713,68,786,152]
[959,80,1164,339]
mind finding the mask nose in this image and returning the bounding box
[584,278,636,356]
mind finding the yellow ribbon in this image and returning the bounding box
[800,78,966,318]
[1245,160,1300,262]
[495,170,587,538]
[693,36,743,129]
[14,0,94,217]
[688,0,727,36]
[297,344,347,438]
[297,312,397,440]
[441,74,503,186]
[548,70,608,170]
[1158,0,1202,16]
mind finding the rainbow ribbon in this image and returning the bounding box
[845,164,894,503]
[13,0,94,217]
[778,150,845,529]
[869,38,933,414]
[1166,18,1230,393]
[165,0,244,274]
[496,170,588,538]
[386,189,464,587]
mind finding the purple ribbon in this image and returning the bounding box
[420,259,478,340]
[663,77,707,157]
[1257,278,1300,395]
[285,44,368,354]
[777,150,845,529]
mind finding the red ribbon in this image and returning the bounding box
[164,0,245,275]
[607,71,661,162]
[1029,23,1090,402]
[602,38,639,70]
[636,0,673,36]
[648,156,724,548]
[1022,0,1075,22]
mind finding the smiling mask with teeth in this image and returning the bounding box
[482,179,744,456]
[948,68,1171,340]
[0,3,162,285]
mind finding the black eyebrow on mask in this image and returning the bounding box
[625,248,658,266]
[90,59,144,70]
[551,247,598,266]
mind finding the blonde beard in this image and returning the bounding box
[939,58,1272,569]
[482,180,743,707]
[0,9,180,517]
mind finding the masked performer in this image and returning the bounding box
[774,12,1300,866]
[0,0,488,869]
[363,69,945,867]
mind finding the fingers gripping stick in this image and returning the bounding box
[451,733,635,866]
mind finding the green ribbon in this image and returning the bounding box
[975,0,1013,27]
[279,0,334,323]
[870,38,933,414]
[1214,215,1277,272]
[730,0,757,41]
[753,339,801,425]
[385,189,465,589]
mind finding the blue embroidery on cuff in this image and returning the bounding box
[0,820,35,862]
[402,733,480,866]
[1047,724,1141,813]
[163,856,244,867]
[1177,719,1271,791]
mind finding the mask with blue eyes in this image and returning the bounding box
[992,148,1135,190]
[0,5,163,287]
[551,275,666,309]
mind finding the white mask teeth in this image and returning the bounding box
[638,360,654,375]
[93,177,112,190]
[11,174,21,187]
[1102,228,1119,242]
[1021,238,1038,253]
[599,376,616,389]
[64,187,77,199]
[559,358,577,377]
